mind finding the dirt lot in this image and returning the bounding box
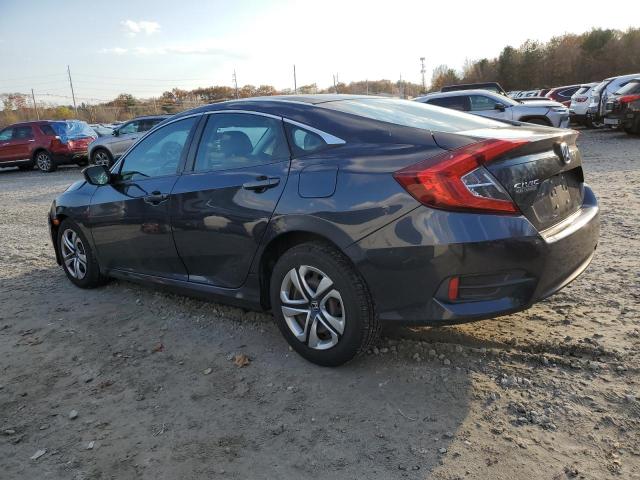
[0,128,638,480]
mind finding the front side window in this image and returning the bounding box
[469,95,502,111]
[193,113,289,172]
[118,121,139,135]
[119,117,196,181]
[0,128,13,141]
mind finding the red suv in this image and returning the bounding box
[0,120,97,172]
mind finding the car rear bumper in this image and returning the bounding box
[346,186,599,325]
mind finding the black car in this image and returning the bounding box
[604,79,640,135]
[48,95,599,366]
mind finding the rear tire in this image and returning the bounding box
[35,150,56,172]
[91,149,113,168]
[270,241,379,367]
[57,219,106,289]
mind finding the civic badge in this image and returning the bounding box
[559,142,572,165]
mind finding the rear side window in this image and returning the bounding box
[285,124,328,156]
[39,124,56,136]
[193,113,289,172]
[13,126,34,139]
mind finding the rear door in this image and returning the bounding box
[171,112,290,288]
[10,126,35,159]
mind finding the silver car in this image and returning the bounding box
[415,90,570,128]
[88,115,170,167]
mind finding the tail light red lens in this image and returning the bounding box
[448,276,460,301]
[393,139,527,214]
[620,94,640,104]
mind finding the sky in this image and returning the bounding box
[1,0,639,104]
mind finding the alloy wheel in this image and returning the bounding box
[61,228,88,279]
[36,152,51,171]
[279,265,345,350]
[93,151,111,167]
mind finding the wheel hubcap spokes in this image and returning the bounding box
[280,265,345,350]
[61,229,87,279]
[37,153,50,170]
[95,152,109,166]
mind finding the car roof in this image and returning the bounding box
[127,115,171,120]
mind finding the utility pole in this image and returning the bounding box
[420,57,426,92]
[232,70,239,99]
[31,89,40,120]
[366,79,369,95]
[293,65,297,94]
[333,74,338,94]
[67,65,77,115]
[399,73,404,98]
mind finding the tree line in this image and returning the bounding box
[1,78,424,128]
[2,27,639,128]
[431,27,640,91]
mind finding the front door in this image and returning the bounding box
[89,116,198,279]
[0,127,15,164]
[171,112,291,288]
[468,94,511,121]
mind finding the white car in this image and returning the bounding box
[415,89,570,128]
[586,73,640,127]
[569,82,599,125]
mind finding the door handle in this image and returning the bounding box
[242,176,280,192]
[143,191,169,205]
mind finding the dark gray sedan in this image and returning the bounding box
[49,95,599,366]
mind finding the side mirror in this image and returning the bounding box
[83,165,111,186]
[112,129,119,136]
[494,103,506,111]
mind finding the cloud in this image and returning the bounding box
[121,20,160,36]
[100,39,245,58]
[99,47,128,55]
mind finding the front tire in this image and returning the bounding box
[57,219,105,288]
[270,242,379,367]
[35,150,56,172]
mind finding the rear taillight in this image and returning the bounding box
[393,139,527,214]
[620,94,640,104]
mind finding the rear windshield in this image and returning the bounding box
[320,98,506,133]
[575,86,590,95]
[615,80,640,95]
[49,121,97,140]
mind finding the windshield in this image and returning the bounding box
[615,80,640,95]
[50,121,97,140]
[320,98,507,133]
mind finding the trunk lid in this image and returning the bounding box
[432,126,584,231]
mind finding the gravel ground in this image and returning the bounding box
[0,128,638,480]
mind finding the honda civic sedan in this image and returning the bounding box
[48,95,599,366]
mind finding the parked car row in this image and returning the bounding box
[415,88,570,128]
[0,116,169,172]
